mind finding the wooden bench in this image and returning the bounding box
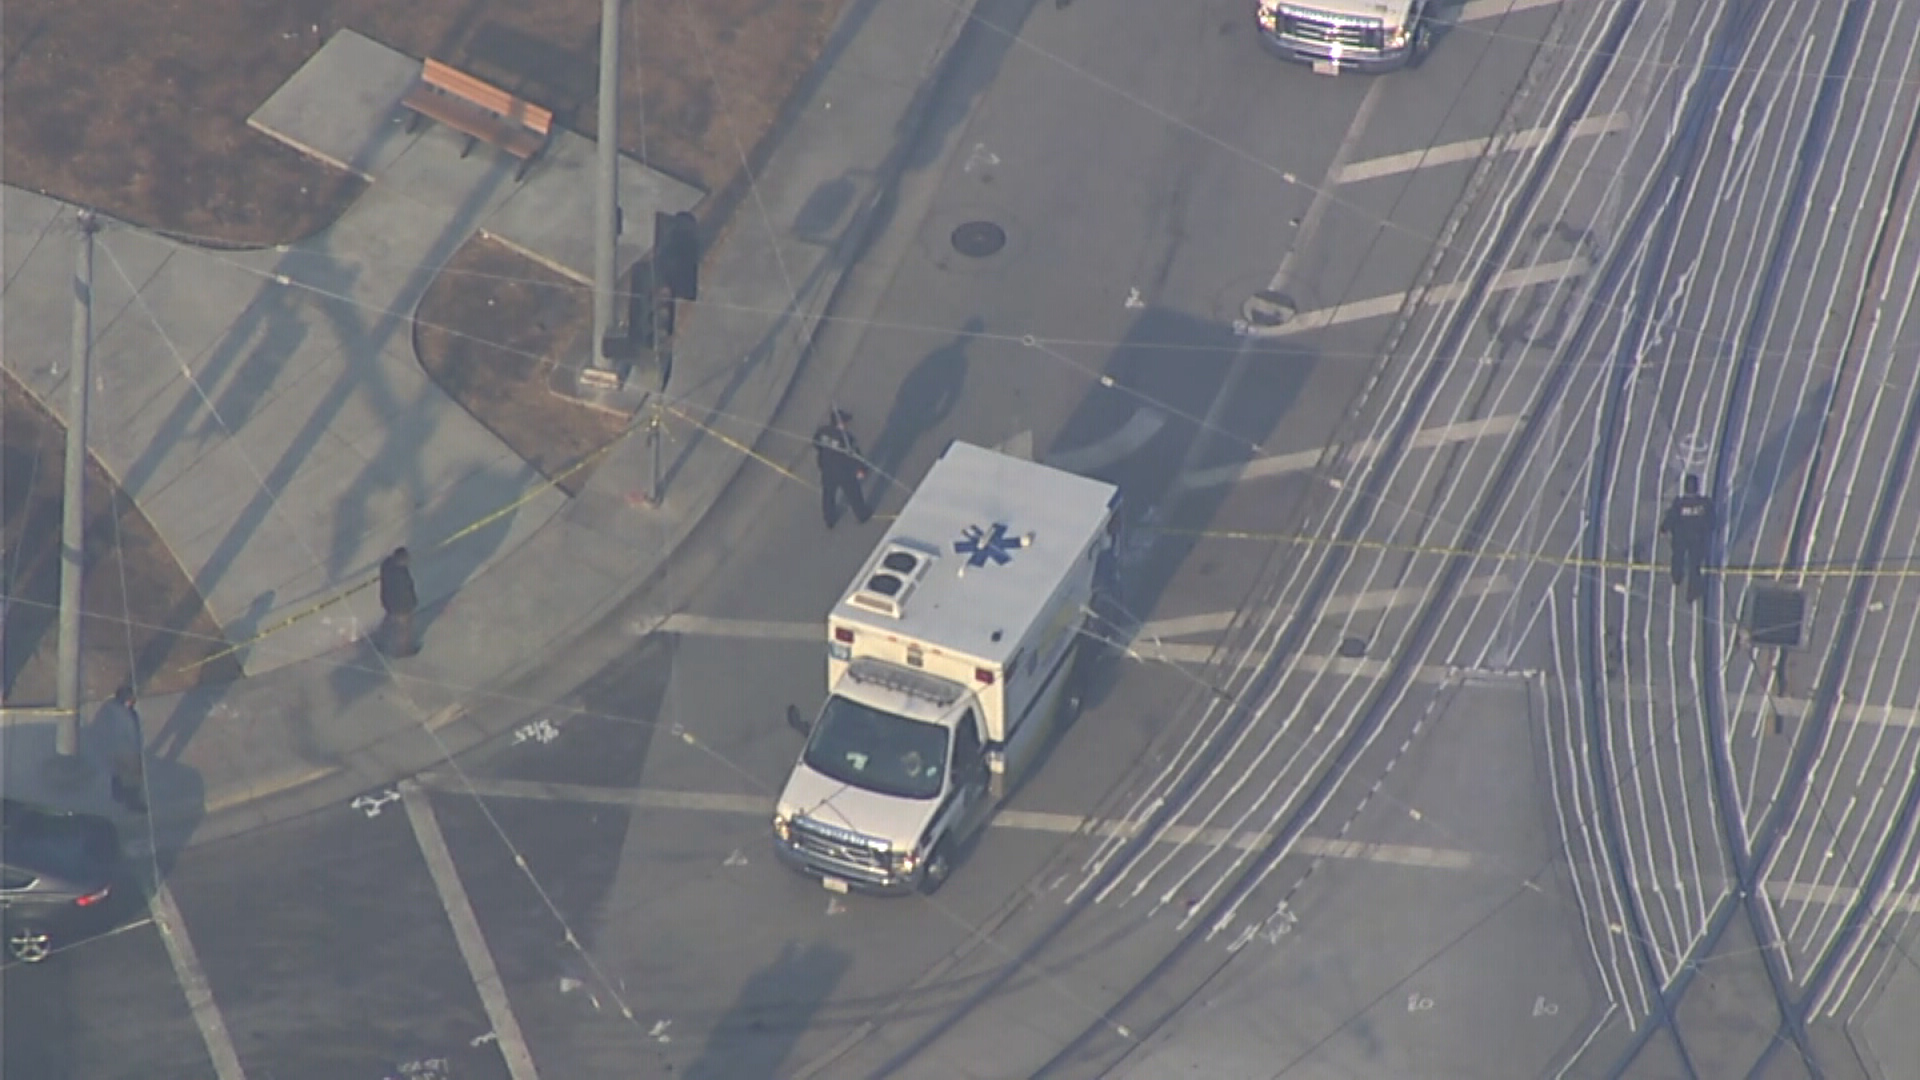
[400,59,552,181]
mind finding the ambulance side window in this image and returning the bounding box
[954,712,986,784]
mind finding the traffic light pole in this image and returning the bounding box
[642,210,697,501]
[588,0,622,382]
[647,286,674,505]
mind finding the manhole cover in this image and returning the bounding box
[951,220,1007,258]
[1339,636,1368,658]
[1243,289,1297,327]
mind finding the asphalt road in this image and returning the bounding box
[15,0,1920,1078]
[2,895,215,1080]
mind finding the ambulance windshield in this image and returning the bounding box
[803,695,949,800]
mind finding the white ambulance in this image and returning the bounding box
[773,441,1120,894]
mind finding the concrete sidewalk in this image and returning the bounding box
[2,0,974,852]
[4,27,703,682]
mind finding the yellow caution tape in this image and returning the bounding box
[659,401,810,485]
[170,438,625,675]
[177,392,1919,678]
[1162,527,1920,578]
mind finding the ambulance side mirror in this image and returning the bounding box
[786,705,811,735]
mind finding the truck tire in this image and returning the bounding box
[919,842,954,895]
[1409,18,1434,68]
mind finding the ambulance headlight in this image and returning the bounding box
[1256,2,1280,31]
[773,809,793,842]
[1384,22,1411,49]
[887,847,920,875]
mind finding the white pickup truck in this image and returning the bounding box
[773,441,1120,895]
[1255,0,1435,72]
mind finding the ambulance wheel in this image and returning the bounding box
[1409,20,1434,66]
[919,843,954,895]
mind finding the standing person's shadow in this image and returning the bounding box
[866,317,981,500]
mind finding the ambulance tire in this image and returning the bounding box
[1408,19,1434,68]
[919,842,954,895]
[1064,640,1102,725]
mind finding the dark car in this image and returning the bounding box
[1,798,124,963]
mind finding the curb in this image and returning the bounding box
[168,0,988,853]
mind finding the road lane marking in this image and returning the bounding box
[1180,414,1522,490]
[421,777,764,813]
[996,429,1035,461]
[1138,580,1514,642]
[400,783,542,1080]
[1133,643,1461,684]
[1135,611,1243,639]
[202,763,337,815]
[639,614,1479,684]
[639,615,1463,683]
[1756,697,1920,731]
[416,775,1920,915]
[1334,112,1633,184]
[1622,685,1920,732]
[1270,81,1388,295]
[418,775,1476,871]
[1459,0,1565,20]
[1247,258,1589,339]
[657,578,1514,655]
[1168,79,1387,498]
[995,809,1478,869]
[1768,879,1920,916]
[650,614,816,641]
[148,881,250,1080]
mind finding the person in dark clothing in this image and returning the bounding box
[99,685,146,813]
[1660,474,1715,604]
[814,409,872,529]
[379,547,420,657]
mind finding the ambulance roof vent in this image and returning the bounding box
[848,541,938,618]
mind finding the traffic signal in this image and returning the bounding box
[654,211,699,301]
[651,286,676,340]
[628,260,658,347]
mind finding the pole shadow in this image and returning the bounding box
[410,635,674,1074]
[682,940,852,1080]
[123,160,516,764]
[655,0,1041,496]
[1724,375,1835,547]
[1042,308,1317,710]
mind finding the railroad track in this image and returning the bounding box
[799,1,1918,1077]
[1758,71,1920,1076]
[1737,16,1920,1074]
[1567,2,1791,1074]
[780,2,1675,1077]
[1574,0,1920,1076]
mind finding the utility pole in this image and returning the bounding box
[585,0,623,389]
[54,210,99,769]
